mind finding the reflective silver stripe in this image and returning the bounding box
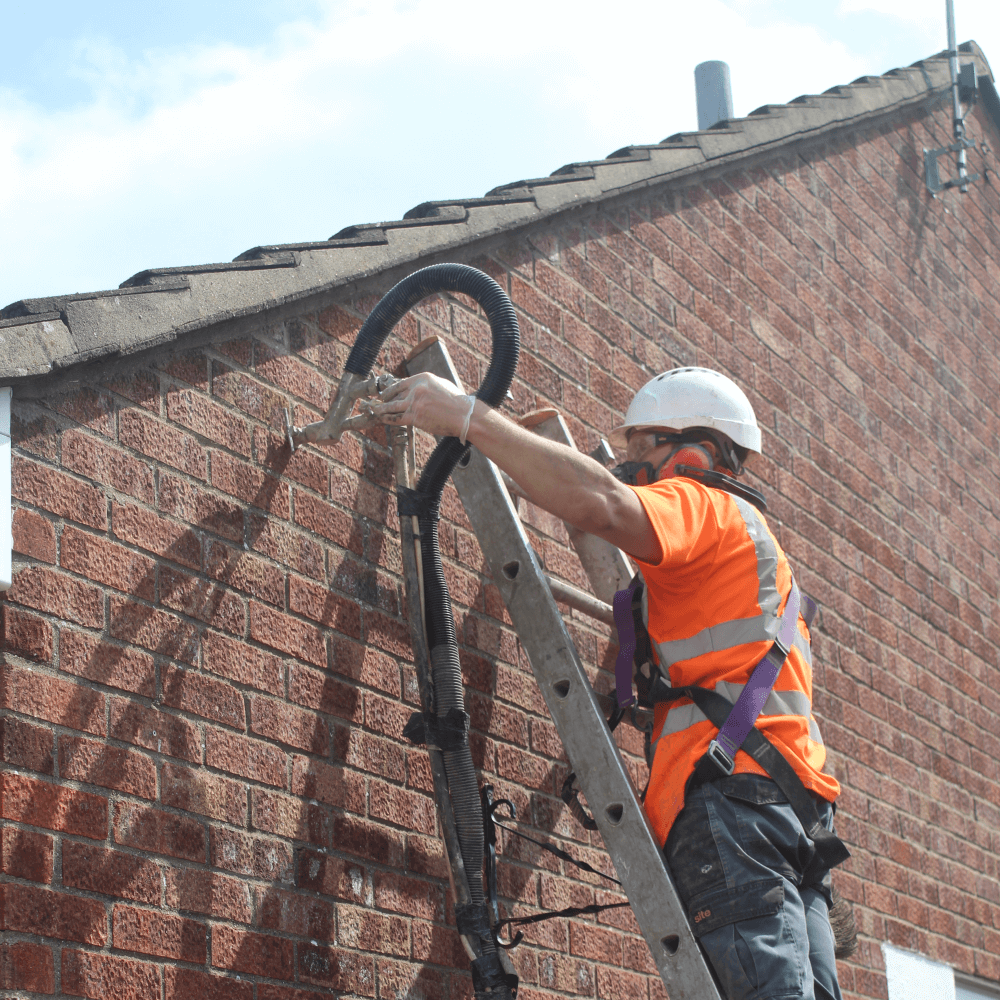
[651,497,782,668]
[655,683,824,743]
[791,627,812,666]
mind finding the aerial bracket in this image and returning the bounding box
[924,137,980,194]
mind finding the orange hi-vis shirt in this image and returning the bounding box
[628,476,841,847]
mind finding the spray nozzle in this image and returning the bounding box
[285,371,400,451]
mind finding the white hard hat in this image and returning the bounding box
[609,367,762,453]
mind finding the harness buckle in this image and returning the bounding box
[706,739,735,776]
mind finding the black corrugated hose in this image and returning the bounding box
[345,264,519,999]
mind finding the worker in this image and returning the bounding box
[372,366,845,1000]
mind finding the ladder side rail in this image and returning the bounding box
[405,339,721,1000]
[526,412,634,604]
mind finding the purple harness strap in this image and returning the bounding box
[612,584,638,708]
[706,581,802,774]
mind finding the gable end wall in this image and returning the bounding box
[2,96,999,1000]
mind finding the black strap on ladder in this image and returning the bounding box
[482,785,630,947]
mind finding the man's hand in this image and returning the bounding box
[370,372,478,439]
[369,371,660,563]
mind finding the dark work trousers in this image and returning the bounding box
[664,774,842,1000]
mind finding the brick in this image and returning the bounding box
[249,601,326,667]
[164,968,252,1000]
[212,925,294,980]
[288,662,364,724]
[290,756,366,812]
[11,507,56,562]
[12,456,106,529]
[167,387,251,456]
[159,566,245,635]
[372,869,443,921]
[165,868,252,923]
[206,728,286,787]
[161,761,247,825]
[250,695,328,753]
[214,367,288,427]
[60,630,156,697]
[0,715,54,774]
[332,814,405,867]
[210,827,294,881]
[369,780,435,835]
[1,826,53,883]
[102,368,160,412]
[62,428,155,503]
[162,664,246,728]
[53,386,115,436]
[114,801,205,862]
[119,409,206,478]
[12,408,58,460]
[338,903,410,957]
[0,941,54,993]
[293,489,362,552]
[113,903,206,962]
[109,699,201,762]
[1,771,107,839]
[202,630,283,693]
[288,574,362,637]
[61,949,160,1000]
[249,515,325,580]
[255,344,331,411]
[112,501,201,569]
[159,474,243,541]
[251,788,331,847]
[60,736,156,799]
[61,526,156,599]
[376,960,448,1000]
[205,540,284,605]
[261,887,338,943]
[7,565,103,628]
[3,605,53,661]
[296,850,366,902]
[298,944,375,995]
[211,452,289,516]
[110,595,199,664]
[0,882,106,944]
[62,842,161,904]
[255,426,329,493]
[336,727,404,782]
[258,984,332,1000]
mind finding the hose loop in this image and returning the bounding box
[348,263,519,1000]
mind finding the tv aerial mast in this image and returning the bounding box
[924,0,982,194]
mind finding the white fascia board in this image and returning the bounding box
[1,386,10,591]
[882,943,957,1000]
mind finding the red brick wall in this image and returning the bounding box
[3,95,1000,1000]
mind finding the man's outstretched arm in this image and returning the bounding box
[370,372,661,564]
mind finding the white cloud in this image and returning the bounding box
[0,0,971,307]
[837,0,1000,53]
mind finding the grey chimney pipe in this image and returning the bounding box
[695,61,734,130]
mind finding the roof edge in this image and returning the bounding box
[2,43,993,387]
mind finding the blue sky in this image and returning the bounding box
[2,0,997,308]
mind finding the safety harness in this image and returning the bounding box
[611,474,851,873]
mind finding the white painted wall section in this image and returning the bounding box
[1,386,11,591]
[883,943,956,1000]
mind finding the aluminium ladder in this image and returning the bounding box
[404,337,722,1000]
